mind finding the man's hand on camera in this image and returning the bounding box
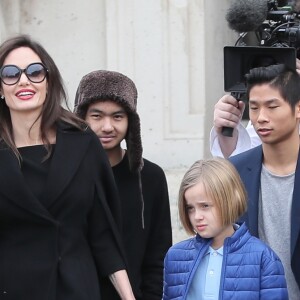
[214,94,245,135]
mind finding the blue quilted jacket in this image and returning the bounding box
[163,223,288,299]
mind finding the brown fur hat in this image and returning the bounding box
[74,70,143,172]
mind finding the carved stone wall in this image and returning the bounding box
[0,0,236,169]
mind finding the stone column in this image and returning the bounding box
[0,0,21,39]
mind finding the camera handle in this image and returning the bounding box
[221,92,243,137]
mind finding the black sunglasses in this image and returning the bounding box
[0,62,48,86]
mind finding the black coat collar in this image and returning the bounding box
[0,122,91,222]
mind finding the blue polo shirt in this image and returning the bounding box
[187,246,223,300]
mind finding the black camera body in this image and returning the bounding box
[258,1,300,49]
[224,46,296,93]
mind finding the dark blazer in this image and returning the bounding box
[0,122,126,300]
[230,145,300,289]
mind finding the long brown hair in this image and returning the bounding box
[0,35,86,160]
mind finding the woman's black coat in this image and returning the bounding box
[0,122,126,300]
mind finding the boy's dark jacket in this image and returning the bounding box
[230,145,300,290]
[101,153,172,300]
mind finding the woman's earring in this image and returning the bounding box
[0,95,4,100]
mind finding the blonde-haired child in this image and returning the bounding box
[163,157,288,300]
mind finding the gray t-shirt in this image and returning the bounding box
[259,165,299,299]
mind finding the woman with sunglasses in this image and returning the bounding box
[0,35,135,300]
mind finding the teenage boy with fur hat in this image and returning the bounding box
[75,70,172,300]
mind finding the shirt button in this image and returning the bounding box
[213,251,218,256]
[209,269,214,276]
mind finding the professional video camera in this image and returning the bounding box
[222,0,298,136]
[234,0,300,49]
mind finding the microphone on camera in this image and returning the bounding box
[226,0,268,33]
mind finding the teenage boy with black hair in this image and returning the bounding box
[75,70,172,300]
[228,64,300,299]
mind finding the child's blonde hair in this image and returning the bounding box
[178,157,247,235]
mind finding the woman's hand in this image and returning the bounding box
[109,270,136,300]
